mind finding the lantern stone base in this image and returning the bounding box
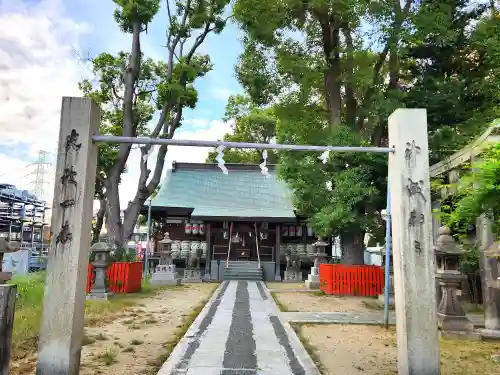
[86,291,114,300]
[305,267,320,289]
[151,265,182,285]
[283,270,302,282]
[183,269,203,283]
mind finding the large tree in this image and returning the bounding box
[80,0,230,247]
[228,0,494,263]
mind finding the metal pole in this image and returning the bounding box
[144,199,152,280]
[92,135,395,154]
[384,182,392,329]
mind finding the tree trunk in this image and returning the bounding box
[341,228,365,265]
[92,198,106,244]
[105,186,124,248]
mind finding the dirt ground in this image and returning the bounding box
[298,324,500,375]
[271,287,373,313]
[11,283,217,375]
[266,282,306,291]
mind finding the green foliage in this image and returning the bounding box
[206,95,279,164]
[112,0,161,32]
[276,100,386,237]
[228,0,499,262]
[441,143,500,238]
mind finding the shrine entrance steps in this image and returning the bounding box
[223,261,263,281]
[157,281,319,375]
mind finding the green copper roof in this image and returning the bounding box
[151,163,296,221]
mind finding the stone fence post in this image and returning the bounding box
[36,97,99,375]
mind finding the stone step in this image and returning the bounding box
[223,270,263,275]
[224,276,263,281]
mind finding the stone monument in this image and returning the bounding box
[305,238,327,289]
[434,227,479,339]
[184,244,203,282]
[284,249,302,282]
[151,232,181,285]
[87,241,113,300]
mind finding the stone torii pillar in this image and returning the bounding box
[36,98,99,375]
[388,109,440,375]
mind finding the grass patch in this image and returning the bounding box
[291,323,325,373]
[310,290,326,297]
[97,347,118,366]
[122,346,135,353]
[130,339,144,345]
[142,317,158,325]
[270,292,290,312]
[9,272,177,361]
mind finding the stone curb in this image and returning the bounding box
[156,281,228,375]
[260,282,322,375]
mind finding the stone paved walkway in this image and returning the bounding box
[157,281,320,375]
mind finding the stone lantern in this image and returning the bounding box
[87,241,113,300]
[151,232,181,285]
[434,227,477,337]
[305,238,327,289]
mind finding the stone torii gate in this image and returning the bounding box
[35,97,440,375]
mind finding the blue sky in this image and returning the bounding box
[66,0,244,130]
[0,0,244,206]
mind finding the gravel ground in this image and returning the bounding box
[274,290,373,313]
[298,324,500,375]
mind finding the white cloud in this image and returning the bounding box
[0,0,234,213]
[0,0,90,210]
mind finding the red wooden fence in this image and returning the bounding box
[319,264,384,297]
[86,262,143,294]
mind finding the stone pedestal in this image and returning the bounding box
[151,264,181,285]
[305,267,320,289]
[436,272,479,339]
[283,270,302,282]
[183,269,202,282]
